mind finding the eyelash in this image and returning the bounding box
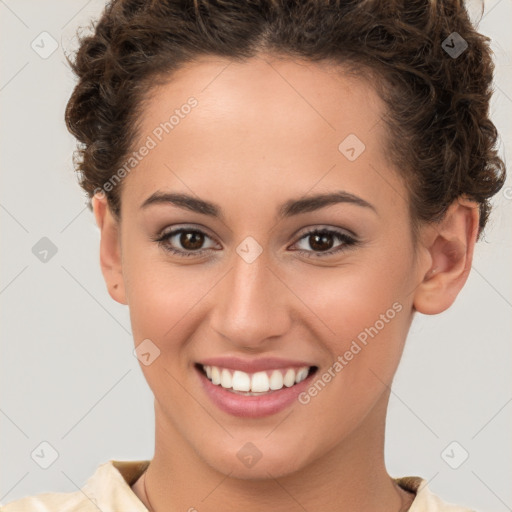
[153,226,358,259]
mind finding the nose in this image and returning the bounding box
[209,246,292,350]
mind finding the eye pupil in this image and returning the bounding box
[180,231,204,250]
[309,233,334,252]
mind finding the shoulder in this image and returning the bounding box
[396,476,478,512]
[2,490,96,511]
[2,459,150,512]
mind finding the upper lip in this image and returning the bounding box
[197,356,316,373]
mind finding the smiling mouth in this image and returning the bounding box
[196,363,318,395]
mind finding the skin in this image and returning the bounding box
[92,54,479,511]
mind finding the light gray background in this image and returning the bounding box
[0,0,510,509]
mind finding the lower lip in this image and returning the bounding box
[196,366,316,418]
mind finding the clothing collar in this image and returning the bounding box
[86,459,470,512]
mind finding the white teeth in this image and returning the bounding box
[295,368,308,384]
[232,370,251,392]
[269,370,284,390]
[283,369,296,387]
[251,371,270,392]
[211,366,221,385]
[202,365,312,393]
[220,369,232,389]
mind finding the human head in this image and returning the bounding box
[63,0,505,485]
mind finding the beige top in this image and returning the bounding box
[2,459,476,511]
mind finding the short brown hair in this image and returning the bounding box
[65,0,506,236]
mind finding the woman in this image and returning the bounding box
[4,0,506,510]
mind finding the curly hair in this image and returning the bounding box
[64,0,506,237]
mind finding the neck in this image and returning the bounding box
[136,393,412,512]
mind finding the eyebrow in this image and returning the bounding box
[140,190,377,219]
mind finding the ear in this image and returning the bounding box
[413,197,480,315]
[92,192,128,305]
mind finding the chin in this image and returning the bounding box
[195,433,315,481]
[208,449,307,481]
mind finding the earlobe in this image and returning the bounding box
[91,193,128,306]
[413,197,480,315]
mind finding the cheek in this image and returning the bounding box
[290,253,414,342]
[288,246,415,407]
[291,268,412,446]
[126,264,209,344]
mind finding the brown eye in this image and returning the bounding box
[293,228,358,258]
[154,227,218,257]
[179,231,205,251]
[308,232,335,252]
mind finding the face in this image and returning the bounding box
[99,55,431,479]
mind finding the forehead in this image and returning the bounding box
[139,54,386,145]
[122,55,406,220]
